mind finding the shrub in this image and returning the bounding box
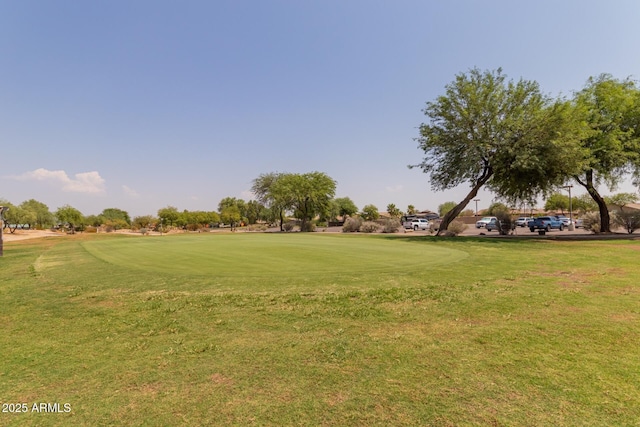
[582,212,601,233]
[359,221,380,233]
[300,222,316,232]
[381,218,401,233]
[361,205,380,221]
[342,217,363,233]
[315,221,328,228]
[495,211,513,235]
[446,219,467,236]
[283,222,296,232]
[247,224,268,232]
[612,209,640,234]
[487,202,510,216]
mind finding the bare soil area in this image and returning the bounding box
[2,229,63,242]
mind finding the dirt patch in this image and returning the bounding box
[2,229,63,241]
[210,373,234,387]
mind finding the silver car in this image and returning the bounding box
[515,217,533,227]
[475,216,497,228]
[485,218,501,231]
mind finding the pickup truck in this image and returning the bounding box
[528,216,564,232]
[403,218,430,231]
[475,216,497,228]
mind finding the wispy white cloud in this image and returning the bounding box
[385,185,404,193]
[122,185,139,198]
[12,168,106,194]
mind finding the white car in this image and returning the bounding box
[475,216,497,228]
[403,218,430,231]
[554,215,572,226]
[515,217,533,227]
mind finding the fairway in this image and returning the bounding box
[3,234,640,426]
[80,233,469,277]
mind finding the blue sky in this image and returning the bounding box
[2,1,639,217]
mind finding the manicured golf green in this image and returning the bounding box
[79,233,468,277]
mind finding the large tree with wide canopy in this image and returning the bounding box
[571,74,640,232]
[413,68,584,235]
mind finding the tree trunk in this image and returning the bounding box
[575,170,611,233]
[436,168,493,236]
[591,190,610,233]
[300,197,311,232]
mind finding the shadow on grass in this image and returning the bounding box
[375,232,640,245]
[375,234,551,246]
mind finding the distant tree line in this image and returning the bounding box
[2,171,414,234]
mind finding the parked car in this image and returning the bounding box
[475,216,497,228]
[485,218,500,232]
[515,217,533,227]
[553,215,572,226]
[403,218,430,231]
[575,218,584,228]
[528,216,564,232]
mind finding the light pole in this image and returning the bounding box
[564,185,574,230]
[0,206,9,257]
[473,199,480,219]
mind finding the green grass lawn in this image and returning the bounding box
[1,232,640,426]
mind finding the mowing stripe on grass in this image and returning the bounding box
[78,233,468,278]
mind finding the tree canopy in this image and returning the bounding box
[334,197,359,219]
[252,172,288,230]
[361,204,379,221]
[571,74,640,232]
[438,201,457,217]
[220,206,241,231]
[20,199,54,229]
[270,172,336,232]
[604,192,639,207]
[218,197,247,228]
[0,200,26,233]
[252,171,336,231]
[55,205,84,233]
[544,193,570,215]
[413,68,584,234]
[386,203,401,218]
[157,206,180,227]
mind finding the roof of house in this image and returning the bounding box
[610,202,640,211]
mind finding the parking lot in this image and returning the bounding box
[463,224,592,237]
[399,223,636,239]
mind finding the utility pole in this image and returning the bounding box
[564,185,574,230]
[0,206,8,257]
[473,199,480,219]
